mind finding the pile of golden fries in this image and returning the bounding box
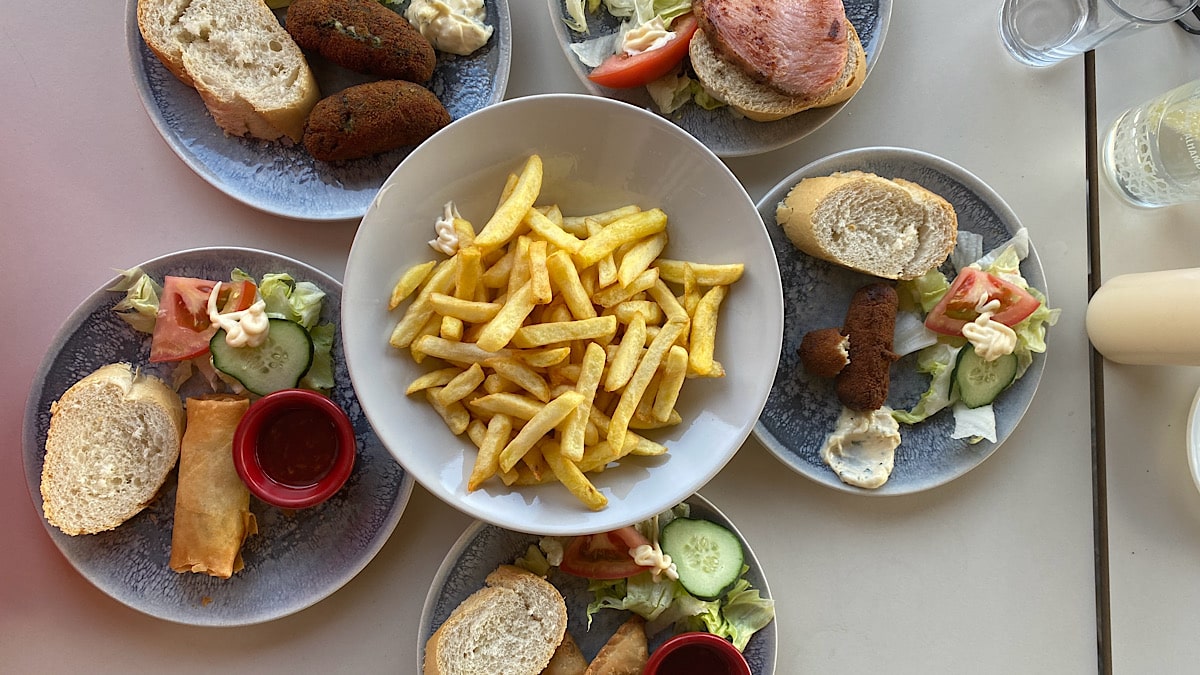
[387,154,744,511]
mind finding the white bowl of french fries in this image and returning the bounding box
[342,93,783,535]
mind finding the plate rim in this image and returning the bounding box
[543,0,893,158]
[416,492,777,674]
[123,0,513,222]
[750,145,1049,496]
[21,245,415,626]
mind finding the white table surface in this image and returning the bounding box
[1092,21,1200,675]
[0,0,1100,672]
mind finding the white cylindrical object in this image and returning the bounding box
[1086,268,1200,365]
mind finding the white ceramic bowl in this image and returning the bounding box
[342,94,783,535]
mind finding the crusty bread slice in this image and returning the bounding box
[40,363,185,536]
[137,0,320,142]
[689,20,867,122]
[424,565,568,675]
[776,171,958,280]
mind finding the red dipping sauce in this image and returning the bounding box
[232,389,356,509]
[256,408,339,487]
[644,632,751,675]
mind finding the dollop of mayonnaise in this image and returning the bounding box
[405,0,493,56]
[428,201,462,256]
[622,17,674,56]
[821,406,902,489]
[962,298,1018,361]
[631,542,679,582]
[207,283,269,348]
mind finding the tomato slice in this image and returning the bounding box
[558,526,653,579]
[588,14,699,89]
[925,268,1041,336]
[149,276,257,363]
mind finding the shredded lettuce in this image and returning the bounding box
[299,322,336,392]
[108,267,162,334]
[893,311,940,357]
[951,402,998,443]
[896,268,949,314]
[514,544,553,577]
[646,70,695,114]
[893,343,962,425]
[259,272,326,329]
[950,231,985,271]
[681,576,776,651]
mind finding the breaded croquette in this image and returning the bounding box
[303,80,450,161]
[798,327,849,379]
[835,282,898,411]
[286,0,436,82]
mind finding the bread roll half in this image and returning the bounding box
[40,363,185,536]
[776,171,958,280]
[424,565,568,675]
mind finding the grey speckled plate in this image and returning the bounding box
[21,248,414,626]
[125,0,511,221]
[419,493,776,673]
[753,147,1049,495]
[547,0,890,158]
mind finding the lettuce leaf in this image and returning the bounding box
[679,576,775,651]
[107,267,162,334]
[893,343,962,425]
[259,272,326,329]
[299,322,336,392]
[951,402,997,443]
[896,268,949,314]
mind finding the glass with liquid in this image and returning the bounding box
[1103,78,1200,208]
[1087,268,1200,365]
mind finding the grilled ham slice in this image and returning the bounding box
[693,0,849,99]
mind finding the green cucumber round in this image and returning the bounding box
[660,517,744,600]
[210,318,314,396]
[954,348,1018,409]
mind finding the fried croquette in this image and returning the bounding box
[799,327,850,379]
[303,80,450,161]
[835,282,899,411]
[286,0,436,82]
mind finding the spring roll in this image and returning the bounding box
[169,395,257,578]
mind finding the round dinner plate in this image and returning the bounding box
[546,0,891,157]
[418,493,776,673]
[21,247,414,626]
[125,0,511,221]
[1186,384,1200,495]
[752,147,1050,495]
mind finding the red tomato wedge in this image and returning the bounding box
[587,14,699,89]
[559,526,653,579]
[925,268,1041,337]
[149,277,257,363]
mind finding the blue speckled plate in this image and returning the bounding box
[752,147,1049,495]
[547,0,890,158]
[21,247,414,626]
[419,493,776,673]
[125,0,511,221]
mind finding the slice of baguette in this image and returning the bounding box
[689,20,867,122]
[776,171,958,280]
[137,0,320,142]
[424,565,568,675]
[40,363,185,536]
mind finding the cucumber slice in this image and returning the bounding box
[954,348,1018,409]
[660,518,744,600]
[210,318,314,396]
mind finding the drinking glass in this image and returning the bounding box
[999,0,1197,67]
[1102,78,1200,208]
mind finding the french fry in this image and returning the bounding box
[561,342,605,462]
[607,320,685,451]
[466,418,488,448]
[484,356,551,402]
[614,300,663,326]
[689,284,728,376]
[508,236,532,298]
[413,335,513,364]
[483,372,521,395]
[542,440,607,511]
[617,231,668,288]
[436,363,485,406]
[575,208,668,267]
[455,246,483,300]
[481,248,514,289]
[561,205,641,236]
[405,367,462,395]
[528,239,553,304]
[681,262,701,318]
[439,315,464,341]
[389,260,436,310]
[426,388,471,435]
[592,268,659,308]
[524,207,584,254]
[510,315,618,349]
[411,313,444,364]
[654,260,745,286]
[474,155,543,253]
[546,250,597,320]
[517,346,571,368]
[468,392,544,420]
[652,345,689,422]
[453,217,476,249]
[467,413,513,490]
[498,390,585,473]
[429,293,502,323]
[647,278,691,325]
[604,313,647,392]
[476,282,537,352]
[389,257,459,349]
